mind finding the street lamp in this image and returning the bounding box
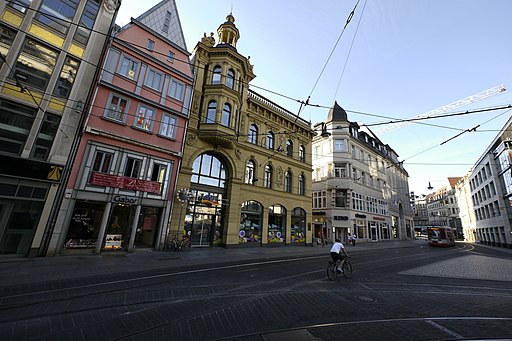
[176,188,193,237]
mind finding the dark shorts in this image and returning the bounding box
[330,252,345,262]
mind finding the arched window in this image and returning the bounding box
[264,165,272,188]
[266,131,274,150]
[226,68,235,89]
[212,65,222,85]
[191,153,226,188]
[285,171,292,193]
[221,103,231,127]
[298,174,305,195]
[249,124,258,144]
[245,160,256,184]
[299,145,305,162]
[206,100,217,123]
[286,139,293,157]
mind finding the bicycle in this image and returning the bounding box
[327,257,352,280]
[166,235,191,251]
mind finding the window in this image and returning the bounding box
[53,56,80,99]
[249,124,258,144]
[105,93,128,122]
[35,0,79,34]
[245,160,256,184]
[151,163,167,183]
[146,39,155,51]
[167,51,175,62]
[212,65,222,85]
[334,163,347,178]
[335,189,347,207]
[334,139,344,152]
[221,103,231,127]
[145,69,162,90]
[134,105,154,131]
[169,79,184,100]
[267,131,274,150]
[92,151,113,173]
[0,25,16,68]
[299,145,305,162]
[73,0,99,45]
[7,0,32,13]
[226,68,235,89]
[286,140,293,157]
[159,113,177,139]
[119,56,139,80]
[298,174,305,195]
[206,101,217,123]
[285,171,292,193]
[264,165,272,188]
[11,38,58,91]
[162,11,171,33]
[124,157,141,178]
[0,99,37,155]
[191,153,226,188]
[32,113,60,160]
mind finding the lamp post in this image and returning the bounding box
[176,188,193,237]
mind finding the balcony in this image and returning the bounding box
[197,122,236,149]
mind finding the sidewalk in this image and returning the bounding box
[1,239,508,287]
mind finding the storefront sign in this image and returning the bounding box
[355,214,367,218]
[90,172,161,194]
[113,195,138,205]
[373,216,386,221]
[333,216,349,220]
[312,211,326,215]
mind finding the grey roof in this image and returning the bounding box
[134,0,187,50]
[327,101,348,122]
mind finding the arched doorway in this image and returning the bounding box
[186,153,228,247]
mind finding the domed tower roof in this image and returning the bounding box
[217,13,240,47]
[327,101,348,122]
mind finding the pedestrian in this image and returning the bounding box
[351,234,356,246]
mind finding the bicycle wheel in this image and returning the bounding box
[181,239,191,251]
[327,261,336,281]
[342,261,352,278]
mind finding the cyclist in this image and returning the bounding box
[330,238,349,273]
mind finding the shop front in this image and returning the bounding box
[268,205,286,245]
[239,201,263,245]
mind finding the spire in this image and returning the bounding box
[217,13,240,47]
[327,101,348,122]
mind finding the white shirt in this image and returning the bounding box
[330,241,344,253]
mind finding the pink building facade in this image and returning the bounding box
[47,1,193,254]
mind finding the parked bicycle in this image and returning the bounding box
[166,234,191,251]
[327,256,352,280]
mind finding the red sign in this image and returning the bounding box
[90,172,161,194]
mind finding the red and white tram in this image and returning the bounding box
[427,226,455,247]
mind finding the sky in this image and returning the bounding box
[117,0,512,196]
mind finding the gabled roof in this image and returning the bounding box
[134,0,187,50]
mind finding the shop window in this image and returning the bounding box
[35,0,79,35]
[73,0,100,45]
[240,201,263,244]
[92,151,113,173]
[291,207,306,244]
[124,157,141,178]
[64,201,104,250]
[268,205,286,244]
[53,56,80,99]
[134,105,154,131]
[10,38,58,91]
[159,113,177,139]
[0,99,37,156]
[105,93,129,122]
[32,113,61,160]
[248,124,258,144]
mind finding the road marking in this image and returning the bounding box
[426,320,464,339]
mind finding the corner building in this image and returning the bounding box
[172,14,315,247]
[0,1,117,256]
